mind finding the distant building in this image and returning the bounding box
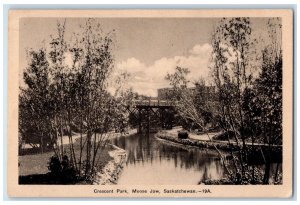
[157,88,174,100]
[157,85,217,101]
[195,85,218,102]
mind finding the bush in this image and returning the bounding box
[48,155,77,184]
[212,130,236,141]
[48,155,62,176]
[178,130,189,139]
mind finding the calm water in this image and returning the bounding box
[111,133,226,185]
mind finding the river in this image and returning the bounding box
[111,133,226,185]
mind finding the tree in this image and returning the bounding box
[19,19,127,182]
[19,48,52,153]
[210,17,257,183]
[165,66,231,176]
[62,19,115,179]
[211,17,283,184]
[243,18,282,184]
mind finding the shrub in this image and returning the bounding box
[212,130,236,141]
[178,130,189,139]
[48,155,62,176]
[48,155,78,184]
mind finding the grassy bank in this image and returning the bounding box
[19,134,116,184]
[156,129,282,185]
[155,130,240,151]
[19,144,113,177]
[155,130,282,164]
[19,129,137,178]
[18,129,138,184]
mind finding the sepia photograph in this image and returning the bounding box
[7,9,293,198]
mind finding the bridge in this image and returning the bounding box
[126,100,175,133]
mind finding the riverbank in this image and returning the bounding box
[155,128,282,185]
[93,144,127,185]
[155,128,282,154]
[155,128,238,152]
[92,129,138,184]
[19,129,136,184]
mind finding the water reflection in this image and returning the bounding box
[111,133,226,185]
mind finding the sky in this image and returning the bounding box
[20,17,270,97]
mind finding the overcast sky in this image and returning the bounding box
[20,18,270,97]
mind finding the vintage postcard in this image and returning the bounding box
[7,9,293,198]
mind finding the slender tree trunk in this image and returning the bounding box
[79,114,83,175]
[85,129,92,177]
[91,132,98,175]
[60,117,64,156]
[263,157,271,184]
[263,122,271,184]
[274,163,280,183]
[40,136,44,154]
[251,133,255,183]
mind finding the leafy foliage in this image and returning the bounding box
[19,19,130,182]
[165,17,283,184]
[210,17,282,184]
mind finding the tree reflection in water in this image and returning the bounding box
[111,133,226,185]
